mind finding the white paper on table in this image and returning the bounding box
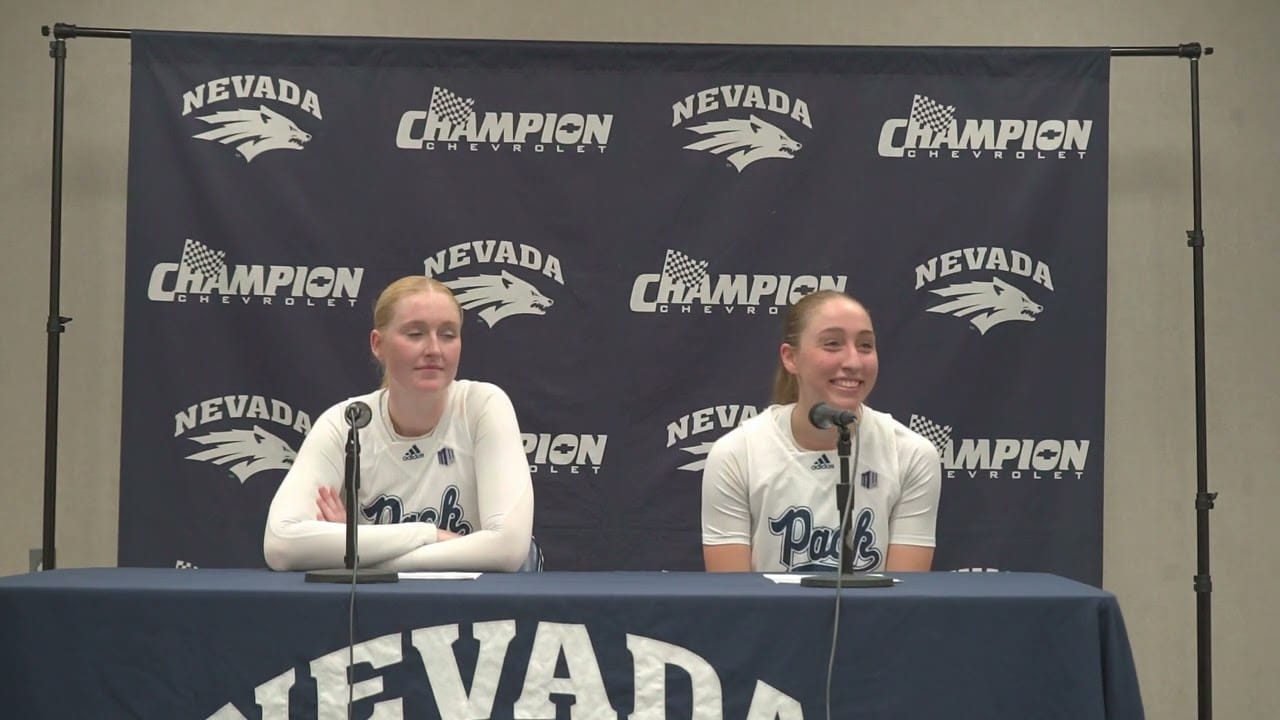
[763,573,900,585]
[764,573,806,584]
[398,571,483,580]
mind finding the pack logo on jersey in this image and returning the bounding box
[182,75,321,161]
[436,447,455,466]
[174,395,312,484]
[523,433,607,476]
[769,506,882,572]
[666,404,761,472]
[403,444,424,461]
[673,84,812,171]
[212,621,803,719]
[397,85,612,155]
[147,238,364,308]
[914,246,1054,334]
[424,240,564,328]
[363,486,473,534]
[810,454,834,471]
[908,413,1091,480]
[860,470,878,489]
[632,249,846,315]
[878,93,1093,161]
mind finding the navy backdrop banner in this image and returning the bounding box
[119,34,1109,583]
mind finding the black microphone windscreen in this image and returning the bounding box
[345,401,372,429]
[809,402,857,430]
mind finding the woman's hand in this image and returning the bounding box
[315,486,346,523]
[317,485,461,541]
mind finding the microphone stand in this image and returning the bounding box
[802,421,893,589]
[306,404,398,584]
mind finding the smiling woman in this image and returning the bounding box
[262,276,534,572]
[701,290,941,574]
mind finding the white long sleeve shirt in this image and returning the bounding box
[264,380,533,572]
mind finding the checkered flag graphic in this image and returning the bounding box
[660,249,709,288]
[180,238,227,279]
[429,86,476,126]
[909,94,957,134]
[909,414,953,456]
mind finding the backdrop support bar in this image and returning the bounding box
[41,34,70,572]
[42,26,1215,57]
[1111,43,1213,58]
[42,23,131,40]
[1186,53,1214,720]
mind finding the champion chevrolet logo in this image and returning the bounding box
[909,413,1090,480]
[878,92,1093,160]
[397,85,612,154]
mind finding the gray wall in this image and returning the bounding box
[2,1,1276,717]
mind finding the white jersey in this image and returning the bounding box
[264,380,533,572]
[701,403,940,573]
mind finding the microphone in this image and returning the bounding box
[808,402,858,430]
[344,401,372,429]
[306,398,397,584]
[800,401,892,590]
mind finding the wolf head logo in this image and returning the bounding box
[192,105,312,162]
[927,276,1044,335]
[444,270,554,328]
[676,441,716,472]
[185,425,297,483]
[683,114,802,172]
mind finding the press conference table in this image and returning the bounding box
[0,569,1143,719]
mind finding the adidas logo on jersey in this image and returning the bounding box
[403,444,424,461]
[810,454,834,471]
[437,447,456,466]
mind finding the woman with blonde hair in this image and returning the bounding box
[701,290,940,573]
[264,275,533,572]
